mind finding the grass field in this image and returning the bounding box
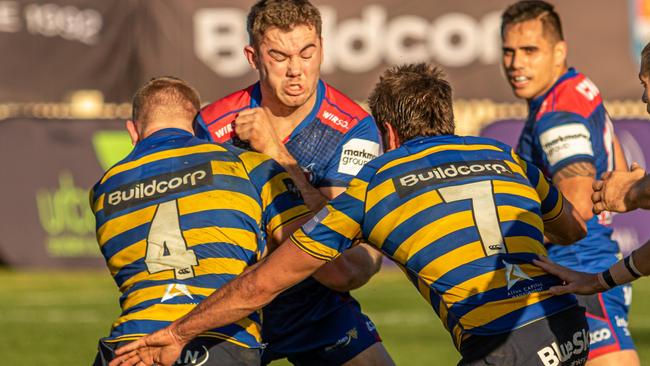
[1,268,649,365]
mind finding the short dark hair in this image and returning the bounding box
[131,76,201,124]
[642,42,650,76]
[247,0,322,47]
[368,63,455,142]
[501,1,564,43]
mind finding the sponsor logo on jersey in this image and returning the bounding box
[338,138,381,176]
[393,160,514,198]
[161,283,194,303]
[324,327,358,352]
[212,122,234,142]
[175,345,210,366]
[104,163,212,215]
[283,178,302,198]
[503,260,533,290]
[539,123,593,166]
[301,163,316,184]
[322,110,350,129]
[589,328,612,345]
[537,328,589,366]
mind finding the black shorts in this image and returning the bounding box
[458,306,589,366]
[93,337,261,366]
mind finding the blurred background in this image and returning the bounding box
[1,0,650,364]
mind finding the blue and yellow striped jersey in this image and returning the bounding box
[290,135,577,348]
[90,128,309,348]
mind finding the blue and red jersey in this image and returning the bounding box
[196,80,382,188]
[195,80,383,353]
[516,68,620,272]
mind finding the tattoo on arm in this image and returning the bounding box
[552,162,596,185]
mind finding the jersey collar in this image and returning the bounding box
[529,67,578,111]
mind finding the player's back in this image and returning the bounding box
[90,128,296,348]
[362,135,577,347]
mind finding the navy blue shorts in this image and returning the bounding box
[261,301,381,366]
[577,284,635,360]
[93,337,261,366]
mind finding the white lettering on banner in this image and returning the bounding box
[338,139,380,176]
[0,1,20,32]
[194,8,249,77]
[537,328,589,366]
[539,123,593,166]
[23,3,102,45]
[193,5,502,77]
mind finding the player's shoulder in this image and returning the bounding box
[200,84,255,124]
[536,70,603,121]
[316,81,374,135]
[462,135,514,153]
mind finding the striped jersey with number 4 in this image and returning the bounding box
[89,128,309,348]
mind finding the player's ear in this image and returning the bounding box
[244,44,259,71]
[384,122,401,151]
[553,40,567,67]
[126,120,139,146]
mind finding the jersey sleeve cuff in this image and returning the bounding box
[289,234,341,262]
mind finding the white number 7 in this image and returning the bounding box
[438,180,506,256]
[145,201,198,279]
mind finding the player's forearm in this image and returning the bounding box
[172,268,275,343]
[597,244,650,291]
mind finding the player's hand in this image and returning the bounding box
[592,162,645,214]
[109,326,186,366]
[234,108,286,159]
[533,256,604,295]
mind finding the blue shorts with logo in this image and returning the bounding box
[577,284,635,360]
[261,300,381,366]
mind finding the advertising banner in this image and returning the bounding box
[1,0,647,103]
[0,118,132,267]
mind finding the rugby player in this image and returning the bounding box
[194,1,391,365]
[90,77,310,365]
[529,42,650,297]
[500,1,639,364]
[111,63,590,366]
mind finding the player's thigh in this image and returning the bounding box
[93,337,261,366]
[585,350,639,366]
[342,342,395,366]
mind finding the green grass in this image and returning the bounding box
[1,268,650,365]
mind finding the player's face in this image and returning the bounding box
[639,71,650,114]
[502,19,566,101]
[249,24,322,109]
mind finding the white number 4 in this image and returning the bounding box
[145,201,198,279]
[439,181,506,256]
